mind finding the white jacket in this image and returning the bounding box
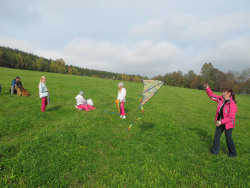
[39,82,49,98]
[75,94,87,106]
[117,88,126,102]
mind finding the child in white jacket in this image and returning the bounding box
[117,82,126,119]
[38,76,49,112]
[75,91,96,111]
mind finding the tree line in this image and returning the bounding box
[0,46,146,82]
[0,46,249,94]
[153,63,249,94]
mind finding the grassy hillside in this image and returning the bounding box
[0,67,249,187]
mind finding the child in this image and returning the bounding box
[75,91,96,111]
[38,76,49,112]
[117,82,126,119]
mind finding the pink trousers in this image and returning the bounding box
[41,97,47,112]
[120,102,125,115]
[78,104,96,111]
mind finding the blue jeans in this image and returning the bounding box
[211,125,237,157]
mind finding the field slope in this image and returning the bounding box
[0,67,249,187]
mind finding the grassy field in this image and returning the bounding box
[0,67,249,187]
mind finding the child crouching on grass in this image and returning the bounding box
[117,82,126,119]
[75,91,96,111]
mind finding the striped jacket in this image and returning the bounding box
[205,87,237,130]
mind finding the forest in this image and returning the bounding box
[0,46,249,94]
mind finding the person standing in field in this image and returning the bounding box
[203,82,237,157]
[39,76,49,112]
[117,82,126,119]
[75,91,96,111]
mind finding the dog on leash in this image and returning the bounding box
[15,81,30,96]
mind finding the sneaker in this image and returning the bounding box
[122,115,126,119]
[120,115,122,118]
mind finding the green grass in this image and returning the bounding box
[0,67,249,187]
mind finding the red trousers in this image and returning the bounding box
[78,104,96,111]
[120,102,125,115]
[41,97,47,112]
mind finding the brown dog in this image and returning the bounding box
[15,86,22,96]
[15,85,30,96]
[15,81,23,96]
[21,88,30,97]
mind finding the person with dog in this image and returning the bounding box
[117,82,126,119]
[39,76,49,112]
[75,91,96,111]
[203,82,237,157]
[15,79,24,96]
[10,76,22,94]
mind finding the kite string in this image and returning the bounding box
[127,98,144,130]
[103,100,120,116]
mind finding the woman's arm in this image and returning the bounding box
[202,82,221,102]
[205,87,222,102]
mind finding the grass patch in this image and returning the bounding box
[0,67,249,187]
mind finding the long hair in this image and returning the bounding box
[38,76,46,88]
[222,88,236,103]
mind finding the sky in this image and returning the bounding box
[0,0,249,77]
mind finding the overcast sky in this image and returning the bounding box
[0,0,249,77]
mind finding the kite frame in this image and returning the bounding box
[128,79,164,130]
[138,79,164,110]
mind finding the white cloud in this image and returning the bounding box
[129,14,195,36]
[0,36,35,52]
[57,38,186,76]
[1,35,249,77]
[129,12,250,48]
[196,37,250,71]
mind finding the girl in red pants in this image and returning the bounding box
[117,82,126,119]
[38,76,49,112]
[75,91,96,111]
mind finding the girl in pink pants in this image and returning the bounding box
[41,97,48,112]
[117,82,126,119]
[75,91,96,111]
[39,76,49,112]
